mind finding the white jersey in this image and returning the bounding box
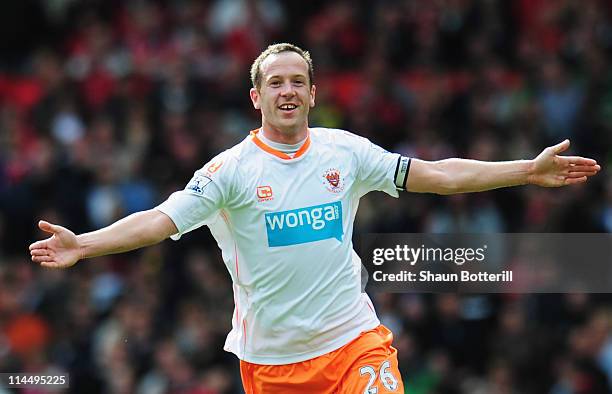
[156,127,407,365]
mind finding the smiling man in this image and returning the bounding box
[249,48,316,144]
[29,43,601,393]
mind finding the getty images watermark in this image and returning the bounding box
[371,244,512,283]
[361,234,612,293]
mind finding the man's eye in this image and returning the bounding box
[270,81,281,87]
[294,80,304,86]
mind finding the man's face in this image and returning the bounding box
[250,51,316,137]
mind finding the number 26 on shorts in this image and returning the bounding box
[359,360,399,393]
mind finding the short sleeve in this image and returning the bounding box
[351,133,403,198]
[156,153,235,240]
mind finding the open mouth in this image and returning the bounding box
[278,104,298,112]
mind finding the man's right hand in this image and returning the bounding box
[29,220,81,268]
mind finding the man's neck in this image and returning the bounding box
[261,123,308,144]
[258,132,305,156]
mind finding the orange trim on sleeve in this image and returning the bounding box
[249,129,311,160]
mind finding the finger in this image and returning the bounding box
[567,165,601,173]
[29,240,49,251]
[566,172,599,178]
[551,139,570,154]
[30,249,52,257]
[558,156,598,166]
[38,220,63,235]
[40,262,64,269]
[32,255,55,263]
[564,176,587,185]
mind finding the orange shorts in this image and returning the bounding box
[240,325,404,394]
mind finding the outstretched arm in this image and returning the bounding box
[29,210,178,268]
[407,140,600,195]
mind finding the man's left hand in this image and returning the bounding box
[528,140,601,187]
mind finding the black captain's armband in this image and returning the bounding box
[394,156,411,191]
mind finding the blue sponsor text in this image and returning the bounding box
[265,201,343,247]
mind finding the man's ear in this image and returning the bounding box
[310,84,316,108]
[250,88,261,110]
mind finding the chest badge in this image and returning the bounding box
[322,168,344,193]
[257,185,274,202]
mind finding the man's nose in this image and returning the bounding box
[280,81,296,96]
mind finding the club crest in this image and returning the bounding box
[322,168,344,193]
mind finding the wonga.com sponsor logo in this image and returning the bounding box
[265,202,343,247]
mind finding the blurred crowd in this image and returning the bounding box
[0,0,611,393]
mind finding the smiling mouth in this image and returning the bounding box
[278,104,298,111]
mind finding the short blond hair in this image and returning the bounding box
[250,43,314,90]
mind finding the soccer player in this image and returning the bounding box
[29,43,600,393]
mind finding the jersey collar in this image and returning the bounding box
[249,128,311,160]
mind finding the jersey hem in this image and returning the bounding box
[225,319,380,365]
